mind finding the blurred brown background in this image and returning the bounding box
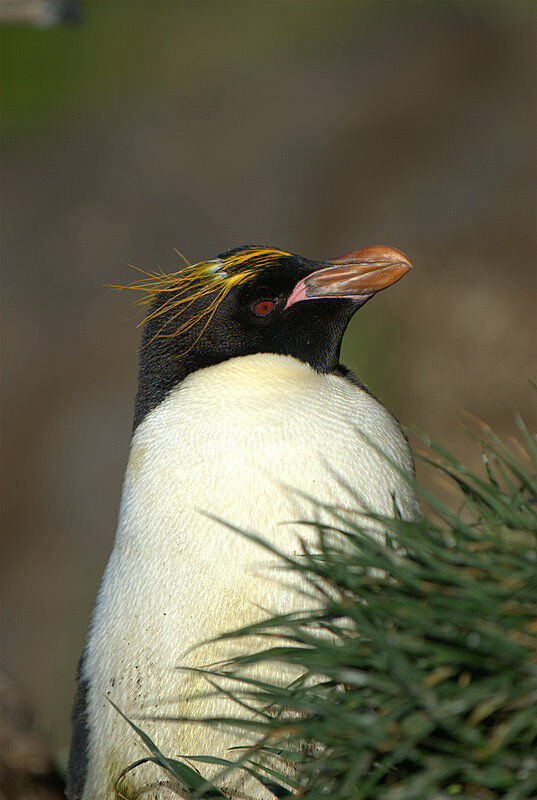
[1,0,535,769]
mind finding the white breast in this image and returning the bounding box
[82,354,418,798]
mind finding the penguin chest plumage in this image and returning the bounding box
[79,353,418,799]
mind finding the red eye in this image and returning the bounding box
[252,300,276,316]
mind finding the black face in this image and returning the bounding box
[132,249,365,430]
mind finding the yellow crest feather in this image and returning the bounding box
[112,246,291,349]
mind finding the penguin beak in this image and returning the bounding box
[285,246,413,309]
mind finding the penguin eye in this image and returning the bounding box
[252,299,276,317]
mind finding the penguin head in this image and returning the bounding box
[132,245,412,428]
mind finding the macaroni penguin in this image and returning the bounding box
[67,244,419,799]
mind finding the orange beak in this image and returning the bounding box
[285,246,413,308]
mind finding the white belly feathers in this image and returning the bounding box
[81,353,418,798]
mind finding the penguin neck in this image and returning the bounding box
[133,343,218,433]
[133,337,345,434]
